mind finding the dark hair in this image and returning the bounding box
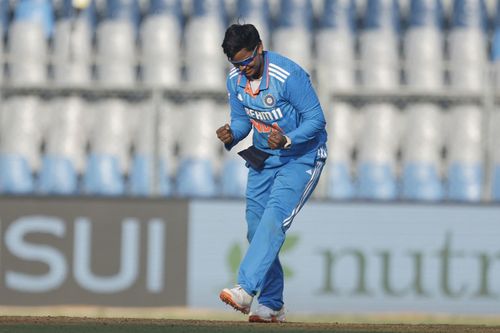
[221,24,261,60]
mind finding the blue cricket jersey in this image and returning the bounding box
[224,51,327,157]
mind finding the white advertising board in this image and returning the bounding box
[188,201,500,315]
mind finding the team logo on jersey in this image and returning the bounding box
[264,94,275,107]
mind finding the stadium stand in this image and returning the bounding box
[0,0,498,203]
[401,103,444,201]
[0,96,42,194]
[83,98,129,196]
[316,0,356,92]
[326,102,356,200]
[52,0,95,85]
[95,0,138,86]
[360,0,400,90]
[404,0,444,89]
[356,103,400,200]
[39,96,87,195]
[184,0,227,90]
[176,99,218,197]
[140,0,182,87]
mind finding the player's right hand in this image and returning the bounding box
[216,124,234,144]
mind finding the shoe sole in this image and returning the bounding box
[219,290,250,315]
[249,315,284,323]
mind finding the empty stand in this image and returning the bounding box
[272,0,314,72]
[445,104,484,201]
[356,103,400,200]
[39,96,88,195]
[326,102,356,199]
[184,0,227,89]
[491,108,500,201]
[404,0,444,89]
[448,0,488,92]
[140,0,182,87]
[176,99,218,197]
[316,0,357,92]
[52,0,95,86]
[95,0,138,87]
[360,0,401,90]
[84,99,130,196]
[0,96,43,194]
[401,103,444,201]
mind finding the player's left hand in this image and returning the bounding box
[268,131,287,149]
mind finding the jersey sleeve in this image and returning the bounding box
[283,69,326,145]
[225,79,252,151]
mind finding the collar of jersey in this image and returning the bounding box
[237,51,270,92]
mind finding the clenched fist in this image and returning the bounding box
[268,130,287,150]
[216,124,234,145]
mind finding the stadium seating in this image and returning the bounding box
[0,96,42,194]
[445,105,484,201]
[490,109,500,201]
[404,0,444,89]
[272,0,314,72]
[140,0,182,87]
[316,0,357,92]
[83,99,129,196]
[38,97,87,195]
[360,0,400,90]
[95,0,138,87]
[356,103,400,200]
[8,14,49,85]
[176,100,218,197]
[326,102,356,200]
[184,0,227,90]
[0,0,498,202]
[401,103,444,201]
[52,0,95,86]
[448,0,488,92]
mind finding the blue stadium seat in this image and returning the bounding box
[106,0,140,31]
[451,0,488,31]
[221,159,247,198]
[357,162,397,200]
[277,0,313,30]
[60,0,97,27]
[401,162,444,201]
[0,0,8,37]
[319,0,356,31]
[84,153,125,196]
[492,165,500,201]
[129,155,173,197]
[446,162,483,202]
[38,155,78,195]
[491,0,500,61]
[363,0,400,32]
[14,0,54,38]
[129,154,151,196]
[409,0,444,29]
[192,0,226,22]
[176,158,217,197]
[149,0,182,15]
[0,154,35,194]
[327,161,355,200]
[159,159,173,196]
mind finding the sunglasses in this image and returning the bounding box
[230,45,259,67]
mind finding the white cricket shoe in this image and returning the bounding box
[219,285,253,314]
[249,303,286,323]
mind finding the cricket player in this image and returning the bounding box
[216,24,328,323]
